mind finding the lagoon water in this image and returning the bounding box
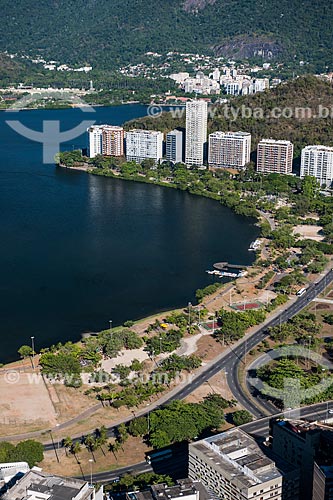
[0,104,258,362]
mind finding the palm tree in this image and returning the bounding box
[84,435,97,462]
[70,442,81,464]
[63,436,73,457]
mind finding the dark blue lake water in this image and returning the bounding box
[0,104,258,362]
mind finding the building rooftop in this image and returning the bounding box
[209,131,251,138]
[127,129,163,135]
[259,139,293,145]
[302,145,333,152]
[130,479,211,500]
[190,428,282,490]
[3,469,93,500]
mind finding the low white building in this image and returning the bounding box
[3,469,103,500]
[0,462,29,484]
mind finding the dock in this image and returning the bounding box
[213,262,247,270]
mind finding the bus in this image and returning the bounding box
[297,287,307,296]
[145,448,172,464]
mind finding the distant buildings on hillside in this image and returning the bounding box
[169,67,271,96]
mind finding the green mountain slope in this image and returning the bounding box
[0,0,332,70]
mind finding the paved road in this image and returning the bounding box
[89,400,333,484]
[227,269,333,417]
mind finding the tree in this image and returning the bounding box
[9,440,44,467]
[18,345,33,359]
[70,442,82,463]
[0,442,15,462]
[128,417,149,437]
[63,436,73,456]
[231,410,253,426]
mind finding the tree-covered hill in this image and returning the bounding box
[0,0,332,71]
[126,76,333,161]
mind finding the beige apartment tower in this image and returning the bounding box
[102,125,124,156]
[257,139,293,174]
[208,131,251,169]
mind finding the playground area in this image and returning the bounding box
[231,301,264,311]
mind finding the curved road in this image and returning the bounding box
[227,268,333,417]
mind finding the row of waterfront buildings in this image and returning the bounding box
[88,100,333,186]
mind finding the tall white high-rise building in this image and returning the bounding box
[257,139,294,174]
[300,145,333,186]
[208,131,251,169]
[88,125,103,158]
[166,130,183,163]
[126,130,163,164]
[185,100,208,166]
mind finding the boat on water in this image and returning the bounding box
[249,239,261,251]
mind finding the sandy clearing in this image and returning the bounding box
[0,371,57,428]
[293,225,324,241]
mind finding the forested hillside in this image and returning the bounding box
[126,76,333,161]
[0,0,332,71]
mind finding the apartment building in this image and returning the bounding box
[189,428,283,500]
[102,125,124,157]
[88,125,103,158]
[300,145,333,186]
[185,100,208,166]
[208,131,251,169]
[257,139,294,174]
[88,124,124,158]
[126,129,163,164]
[166,130,183,163]
[270,418,333,500]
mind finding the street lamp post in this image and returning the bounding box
[188,302,192,330]
[56,423,60,451]
[89,458,93,486]
[49,430,60,463]
[31,336,35,370]
[109,320,113,342]
[159,337,162,354]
